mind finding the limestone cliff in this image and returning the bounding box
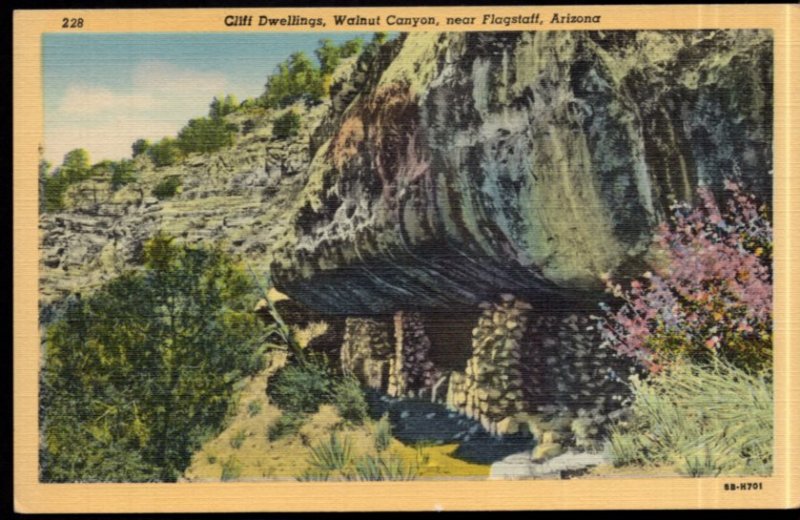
[39,102,327,315]
[269,30,772,314]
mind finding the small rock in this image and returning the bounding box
[532,442,564,461]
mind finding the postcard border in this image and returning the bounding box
[13,4,800,512]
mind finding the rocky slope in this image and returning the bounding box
[269,30,772,314]
[39,88,338,316]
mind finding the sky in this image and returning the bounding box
[43,32,371,165]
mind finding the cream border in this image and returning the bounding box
[13,4,800,512]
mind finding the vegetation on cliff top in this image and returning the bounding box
[39,35,375,212]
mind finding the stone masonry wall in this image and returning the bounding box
[522,313,636,451]
[340,317,393,391]
[446,294,530,436]
[342,296,636,459]
[445,294,637,458]
[387,311,438,398]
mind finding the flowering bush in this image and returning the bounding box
[600,181,772,373]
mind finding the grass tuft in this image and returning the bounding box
[307,432,354,473]
[267,412,306,441]
[373,413,392,453]
[352,453,418,481]
[229,429,247,450]
[220,456,242,481]
[609,359,772,476]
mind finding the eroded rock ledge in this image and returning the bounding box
[271,30,772,314]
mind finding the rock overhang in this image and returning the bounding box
[269,30,773,315]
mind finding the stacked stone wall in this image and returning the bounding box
[446,294,531,436]
[340,317,393,390]
[388,311,438,397]
[522,313,636,450]
[341,296,636,458]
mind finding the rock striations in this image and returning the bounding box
[270,30,772,314]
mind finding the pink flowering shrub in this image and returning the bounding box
[600,181,772,373]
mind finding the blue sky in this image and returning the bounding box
[43,32,371,164]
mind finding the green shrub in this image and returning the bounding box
[339,37,364,58]
[272,110,301,140]
[261,52,324,108]
[267,412,306,441]
[247,400,262,417]
[60,148,91,183]
[40,150,94,212]
[316,39,341,75]
[373,413,392,453]
[229,429,247,450]
[220,456,242,481]
[372,32,388,45]
[209,94,238,119]
[266,355,332,414]
[42,172,68,212]
[40,236,267,482]
[332,377,368,425]
[609,359,772,476]
[111,160,137,191]
[152,175,181,200]
[176,116,237,155]
[148,137,182,167]
[131,138,151,158]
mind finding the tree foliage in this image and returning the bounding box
[339,37,364,58]
[152,175,181,200]
[372,32,389,45]
[40,236,268,482]
[60,148,91,183]
[272,110,301,140]
[259,37,368,109]
[209,94,239,119]
[266,355,333,415]
[110,159,138,191]
[40,162,68,213]
[262,52,325,108]
[316,39,341,75]
[40,149,115,212]
[131,138,151,158]
[176,116,237,155]
[147,137,182,167]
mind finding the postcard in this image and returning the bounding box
[13,4,800,512]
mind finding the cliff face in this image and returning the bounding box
[38,101,331,314]
[270,30,772,314]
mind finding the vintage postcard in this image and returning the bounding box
[13,4,800,512]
